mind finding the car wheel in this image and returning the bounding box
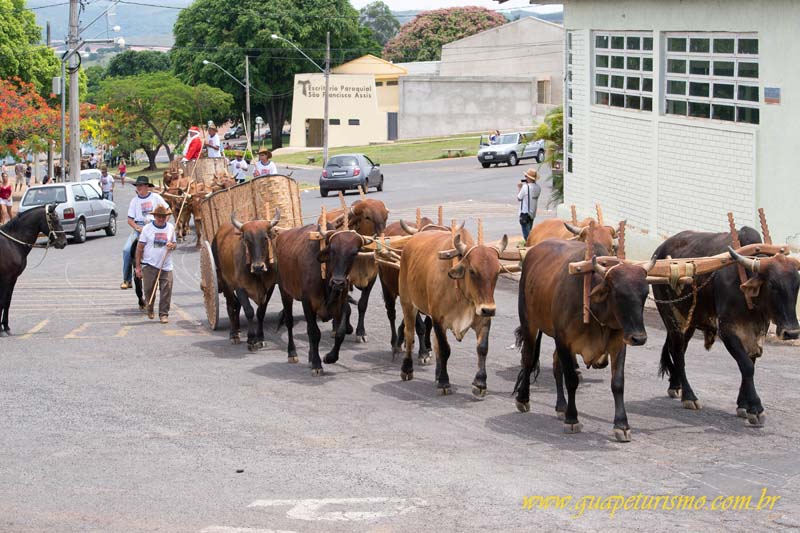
[377,177,383,192]
[508,153,518,166]
[73,219,86,244]
[320,188,329,198]
[105,213,117,236]
[481,162,491,168]
[537,149,545,163]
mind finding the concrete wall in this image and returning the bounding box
[398,76,537,139]
[439,17,565,106]
[562,0,800,249]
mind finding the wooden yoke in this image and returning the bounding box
[583,221,596,324]
[570,204,578,225]
[759,208,772,245]
[338,191,349,228]
[320,206,327,280]
[477,218,484,245]
[595,204,604,226]
[358,186,366,200]
[617,220,626,260]
[438,205,444,226]
[416,207,422,227]
[729,212,752,309]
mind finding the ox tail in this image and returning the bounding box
[658,340,672,379]
[512,328,542,396]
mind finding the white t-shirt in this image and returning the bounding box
[128,192,169,227]
[207,133,222,158]
[100,173,114,192]
[517,182,541,216]
[230,159,249,180]
[253,160,277,177]
[139,221,176,271]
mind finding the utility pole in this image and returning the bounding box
[60,59,66,182]
[323,31,330,166]
[245,55,252,152]
[67,0,81,181]
[46,22,54,182]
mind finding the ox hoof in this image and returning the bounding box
[563,422,583,434]
[471,386,487,399]
[310,368,323,377]
[418,353,432,365]
[668,388,682,399]
[230,336,241,345]
[247,343,259,353]
[400,370,414,381]
[681,399,702,410]
[747,411,766,427]
[357,335,368,343]
[736,407,748,418]
[613,428,632,443]
[0,330,8,338]
[516,401,530,413]
[556,410,566,420]
[322,353,339,364]
[438,385,452,396]
[288,356,299,364]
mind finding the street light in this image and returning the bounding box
[202,58,252,154]
[271,32,330,165]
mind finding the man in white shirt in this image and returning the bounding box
[135,204,177,322]
[205,123,222,158]
[517,167,541,241]
[252,148,278,178]
[99,166,114,201]
[230,151,249,183]
[121,175,169,289]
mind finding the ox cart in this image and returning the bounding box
[198,174,303,329]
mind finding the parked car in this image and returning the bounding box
[477,132,545,168]
[18,183,117,244]
[319,154,384,198]
[79,169,103,196]
[224,125,245,140]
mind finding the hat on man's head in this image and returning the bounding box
[524,168,538,181]
[151,204,172,217]
[257,148,272,157]
[235,150,244,157]
[188,126,200,134]
[208,121,217,130]
[134,175,155,187]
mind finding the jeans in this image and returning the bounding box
[520,217,533,241]
[122,230,140,283]
[103,191,113,201]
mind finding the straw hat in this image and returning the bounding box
[524,168,538,181]
[258,148,272,157]
[151,204,173,217]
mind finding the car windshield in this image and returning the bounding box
[496,134,519,145]
[22,186,67,206]
[328,156,358,167]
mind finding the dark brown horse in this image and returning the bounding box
[0,204,67,336]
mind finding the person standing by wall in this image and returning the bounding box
[135,204,177,323]
[517,167,541,241]
[99,166,115,201]
[118,158,127,187]
[0,173,13,223]
[121,176,169,290]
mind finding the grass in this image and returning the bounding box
[271,135,483,167]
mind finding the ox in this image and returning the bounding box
[212,209,281,351]
[321,199,389,342]
[526,217,617,253]
[398,227,507,396]
[652,227,800,426]
[275,223,372,375]
[514,240,653,442]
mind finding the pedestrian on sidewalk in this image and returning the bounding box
[24,163,32,188]
[121,176,169,290]
[0,173,13,223]
[135,204,177,323]
[99,166,115,201]
[118,159,127,187]
[14,162,24,192]
[517,167,541,241]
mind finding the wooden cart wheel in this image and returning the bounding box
[199,240,219,330]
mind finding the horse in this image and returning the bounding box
[0,204,68,336]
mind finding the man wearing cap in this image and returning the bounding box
[99,165,115,201]
[135,204,177,323]
[121,176,169,289]
[182,126,203,162]
[517,167,541,241]
[205,123,222,158]
[230,150,249,184]
[252,148,278,178]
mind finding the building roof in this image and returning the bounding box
[442,15,563,50]
[331,54,408,77]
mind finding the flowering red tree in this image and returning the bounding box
[0,77,58,157]
[382,7,507,62]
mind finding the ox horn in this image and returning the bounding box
[399,219,418,235]
[564,222,582,235]
[641,256,656,274]
[728,246,760,272]
[453,232,468,256]
[270,208,281,228]
[361,235,374,247]
[493,234,509,255]
[592,256,608,276]
[231,212,244,231]
[317,224,332,241]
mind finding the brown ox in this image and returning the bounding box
[275,224,372,375]
[514,240,653,442]
[320,199,389,342]
[211,172,236,192]
[526,217,617,252]
[398,227,508,396]
[212,209,281,351]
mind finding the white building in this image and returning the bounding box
[529,0,800,248]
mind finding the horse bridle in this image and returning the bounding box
[0,205,61,249]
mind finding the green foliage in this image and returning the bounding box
[534,106,564,207]
[171,0,381,149]
[107,50,172,78]
[383,7,507,62]
[0,0,60,96]
[359,1,400,47]
[84,65,106,103]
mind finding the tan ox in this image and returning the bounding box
[526,217,617,253]
[398,227,507,397]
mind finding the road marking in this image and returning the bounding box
[172,303,196,322]
[201,527,297,533]
[114,326,134,338]
[64,322,91,339]
[20,320,49,340]
[248,497,427,521]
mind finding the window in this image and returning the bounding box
[664,33,759,124]
[537,79,551,104]
[375,81,383,87]
[566,31,575,173]
[329,118,340,125]
[593,31,653,112]
[386,80,398,86]
[72,184,88,202]
[83,184,101,200]
[347,119,360,126]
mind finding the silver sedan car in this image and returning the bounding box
[319,153,384,197]
[18,183,117,244]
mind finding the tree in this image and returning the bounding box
[172,0,381,150]
[84,65,107,104]
[534,106,564,207]
[96,72,233,169]
[383,7,507,62]
[359,1,400,47]
[83,103,161,169]
[107,50,172,78]
[0,78,59,158]
[0,0,60,96]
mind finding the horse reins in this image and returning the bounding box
[0,209,61,268]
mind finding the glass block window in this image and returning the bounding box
[593,31,653,112]
[566,31,574,171]
[664,33,759,124]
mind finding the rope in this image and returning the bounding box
[649,272,716,334]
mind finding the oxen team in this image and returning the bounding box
[202,192,800,443]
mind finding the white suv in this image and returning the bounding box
[477,132,545,168]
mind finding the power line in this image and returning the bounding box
[28,1,69,8]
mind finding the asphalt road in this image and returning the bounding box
[1,157,798,532]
